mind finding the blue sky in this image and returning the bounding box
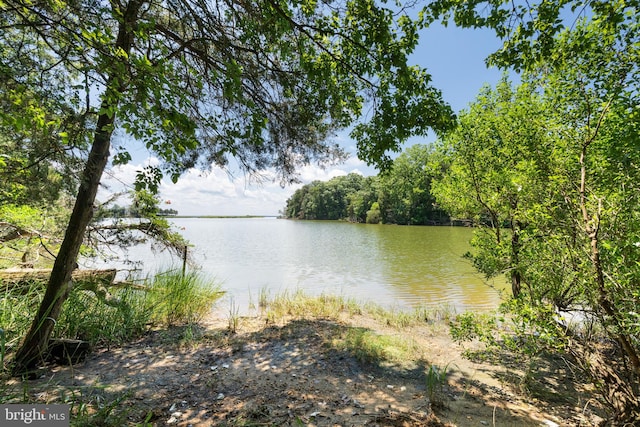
[100,22,506,216]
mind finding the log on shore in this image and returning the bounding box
[0,268,116,285]
[0,268,125,306]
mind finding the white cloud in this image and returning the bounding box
[159,167,282,215]
[98,154,377,216]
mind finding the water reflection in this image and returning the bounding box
[82,218,506,313]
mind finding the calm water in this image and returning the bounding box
[85,217,506,312]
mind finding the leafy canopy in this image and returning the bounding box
[1,0,455,192]
[423,0,639,71]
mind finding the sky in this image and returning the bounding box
[99,22,506,217]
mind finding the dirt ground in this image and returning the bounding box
[6,310,606,426]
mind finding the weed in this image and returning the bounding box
[258,286,270,311]
[177,323,199,348]
[228,297,240,334]
[425,362,451,408]
[62,387,134,427]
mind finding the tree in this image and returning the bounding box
[346,176,378,222]
[284,147,451,225]
[423,0,637,72]
[531,13,640,419]
[0,21,85,207]
[431,79,556,298]
[429,1,640,419]
[283,173,367,220]
[378,144,446,225]
[365,201,382,224]
[3,0,454,373]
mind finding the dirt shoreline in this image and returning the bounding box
[5,310,604,426]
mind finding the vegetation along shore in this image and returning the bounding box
[2,282,607,426]
[2,0,639,425]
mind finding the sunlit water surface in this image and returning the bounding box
[83,217,507,313]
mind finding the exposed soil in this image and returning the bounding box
[5,310,606,426]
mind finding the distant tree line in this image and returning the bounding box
[283,145,449,225]
[98,204,178,218]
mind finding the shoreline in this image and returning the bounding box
[2,293,604,426]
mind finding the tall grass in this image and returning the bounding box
[0,280,44,362]
[425,363,452,407]
[0,270,223,368]
[57,285,151,346]
[145,269,224,326]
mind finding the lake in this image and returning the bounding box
[84,217,506,313]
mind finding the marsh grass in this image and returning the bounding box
[0,270,223,366]
[260,288,457,330]
[258,286,270,311]
[264,289,363,322]
[57,286,150,346]
[227,297,240,334]
[1,280,46,359]
[364,303,457,329]
[247,286,269,313]
[145,270,224,326]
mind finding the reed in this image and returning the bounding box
[145,269,223,326]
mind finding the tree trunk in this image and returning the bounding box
[10,116,114,374]
[570,342,640,424]
[578,144,640,373]
[576,142,640,421]
[509,213,522,299]
[10,0,142,375]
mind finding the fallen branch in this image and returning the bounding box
[0,222,39,242]
[0,268,116,285]
[0,268,129,307]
